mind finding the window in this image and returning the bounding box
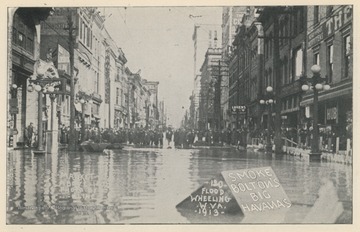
[279,22,284,46]
[299,7,305,32]
[116,88,120,105]
[292,14,297,35]
[326,6,333,17]
[267,68,273,88]
[95,72,99,93]
[83,23,86,43]
[293,47,303,81]
[327,44,333,82]
[314,53,320,65]
[12,12,35,54]
[87,26,90,47]
[344,35,351,78]
[264,71,268,89]
[284,59,288,85]
[280,60,284,85]
[79,19,83,39]
[121,89,124,106]
[116,67,120,82]
[214,30,218,47]
[265,40,268,59]
[269,33,273,57]
[314,6,319,24]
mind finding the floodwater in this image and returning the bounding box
[6,147,352,224]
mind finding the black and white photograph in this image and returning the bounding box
[4,2,356,230]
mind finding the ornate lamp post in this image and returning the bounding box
[301,64,331,161]
[260,86,275,152]
[27,81,61,154]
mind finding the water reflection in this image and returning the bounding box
[7,148,352,224]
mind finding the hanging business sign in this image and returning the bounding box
[232,105,246,112]
[29,78,67,95]
[232,105,246,115]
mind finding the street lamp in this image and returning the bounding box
[301,64,331,161]
[260,86,275,152]
[27,83,58,154]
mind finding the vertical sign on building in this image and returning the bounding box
[104,49,111,104]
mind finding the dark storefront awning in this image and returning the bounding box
[300,88,352,107]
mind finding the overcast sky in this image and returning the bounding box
[103,6,222,127]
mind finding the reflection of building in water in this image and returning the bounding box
[7,152,26,221]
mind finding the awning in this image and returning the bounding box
[300,88,352,106]
[74,103,82,112]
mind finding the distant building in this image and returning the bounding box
[198,48,222,130]
[143,80,160,129]
[192,23,222,129]
[221,6,248,129]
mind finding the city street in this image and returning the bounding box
[7,5,353,227]
[7,147,352,224]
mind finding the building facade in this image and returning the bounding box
[198,48,222,130]
[301,5,352,151]
[8,7,54,147]
[221,7,249,129]
[143,80,160,129]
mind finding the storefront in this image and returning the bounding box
[300,80,352,152]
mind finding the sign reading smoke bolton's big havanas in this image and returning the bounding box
[176,167,291,223]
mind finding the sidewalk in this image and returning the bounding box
[246,143,352,165]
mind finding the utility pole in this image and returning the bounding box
[214,59,221,130]
[66,10,77,151]
[273,9,283,154]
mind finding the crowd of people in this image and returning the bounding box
[169,128,249,148]
[60,125,165,147]
[59,124,252,149]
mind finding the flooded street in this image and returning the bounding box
[7,148,352,224]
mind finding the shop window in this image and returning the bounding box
[343,35,351,79]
